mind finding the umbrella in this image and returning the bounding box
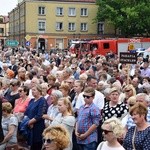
[145,47,150,52]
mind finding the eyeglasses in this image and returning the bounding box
[43,138,53,144]
[83,94,93,99]
[102,129,113,134]
[18,89,23,93]
[125,89,132,93]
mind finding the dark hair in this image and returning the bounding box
[87,75,97,82]
[21,85,30,96]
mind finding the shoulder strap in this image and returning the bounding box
[132,127,136,150]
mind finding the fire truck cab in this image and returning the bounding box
[89,39,118,56]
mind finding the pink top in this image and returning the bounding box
[13,97,30,113]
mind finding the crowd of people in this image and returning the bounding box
[0,47,150,150]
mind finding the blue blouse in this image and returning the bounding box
[24,97,48,144]
[123,126,150,150]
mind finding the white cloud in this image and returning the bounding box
[0,0,18,15]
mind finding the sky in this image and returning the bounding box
[0,0,18,16]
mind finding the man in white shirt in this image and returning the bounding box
[75,75,104,111]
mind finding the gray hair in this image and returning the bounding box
[51,90,63,99]
[136,93,150,102]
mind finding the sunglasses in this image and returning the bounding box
[129,103,134,107]
[125,89,131,93]
[83,94,93,99]
[43,138,53,144]
[18,89,23,93]
[10,83,16,86]
[102,129,113,134]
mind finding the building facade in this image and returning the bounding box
[0,16,9,47]
[9,0,101,51]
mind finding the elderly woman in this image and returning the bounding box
[51,97,75,150]
[97,117,125,150]
[0,102,18,150]
[123,102,150,150]
[103,87,128,121]
[13,85,30,122]
[43,90,63,127]
[23,84,48,150]
[42,125,70,150]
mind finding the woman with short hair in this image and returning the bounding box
[42,125,70,150]
[123,102,150,150]
[97,117,125,150]
[22,84,48,150]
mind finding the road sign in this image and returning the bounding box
[26,41,30,46]
[6,40,19,47]
[25,35,31,41]
[120,52,137,64]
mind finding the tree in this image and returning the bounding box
[96,0,150,37]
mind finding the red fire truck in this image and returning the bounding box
[69,38,150,57]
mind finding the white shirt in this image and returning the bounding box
[97,141,125,150]
[75,90,104,110]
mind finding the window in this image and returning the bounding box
[68,8,76,16]
[0,28,4,33]
[68,23,75,31]
[98,22,104,34]
[56,7,63,16]
[38,21,46,31]
[81,8,88,16]
[56,22,63,30]
[81,23,87,31]
[38,7,45,15]
[103,43,110,49]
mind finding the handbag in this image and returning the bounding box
[132,127,136,150]
[5,144,19,150]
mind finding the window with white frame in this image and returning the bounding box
[81,23,87,31]
[38,6,45,15]
[68,8,76,16]
[81,8,88,16]
[56,22,63,30]
[56,7,63,16]
[98,22,104,34]
[68,23,75,31]
[38,21,46,31]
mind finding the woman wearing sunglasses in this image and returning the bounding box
[97,117,125,150]
[42,125,70,150]
[13,85,30,122]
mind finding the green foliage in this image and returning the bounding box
[96,0,150,37]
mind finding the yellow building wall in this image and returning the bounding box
[25,1,98,35]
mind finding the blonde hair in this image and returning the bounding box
[43,125,69,150]
[102,117,124,138]
[58,97,74,115]
[124,84,136,96]
[2,102,13,113]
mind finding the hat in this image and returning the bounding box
[109,87,120,94]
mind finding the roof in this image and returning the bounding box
[39,0,96,2]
